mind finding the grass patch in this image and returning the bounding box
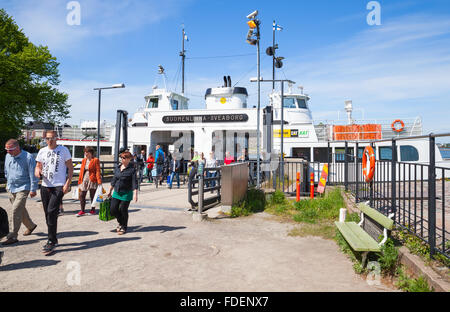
[396,266,433,292]
[230,188,266,218]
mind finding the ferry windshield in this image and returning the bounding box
[283,98,297,108]
[148,97,158,108]
[297,99,307,109]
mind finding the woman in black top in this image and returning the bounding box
[107,151,138,235]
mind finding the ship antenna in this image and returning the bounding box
[158,65,168,90]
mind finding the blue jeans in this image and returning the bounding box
[169,172,180,188]
[206,171,216,188]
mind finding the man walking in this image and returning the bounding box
[169,154,181,189]
[35,131,73,255]
[2,139,39,246]
[155,145,164,186]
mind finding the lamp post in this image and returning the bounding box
[250,78,295,191]
[246,10,262,188]
[93,83,125,159]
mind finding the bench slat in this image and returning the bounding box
[357,203,394,230]
[335,222,381,252]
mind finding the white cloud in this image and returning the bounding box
[2,0,188,50]
[281,14,450,132]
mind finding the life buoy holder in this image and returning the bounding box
[362,146,376,183]
[391,119,405,133]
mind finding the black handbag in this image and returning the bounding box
[0,207,9,239]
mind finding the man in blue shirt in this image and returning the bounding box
[2,139,39,246]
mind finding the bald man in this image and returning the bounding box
[3,139,39,246]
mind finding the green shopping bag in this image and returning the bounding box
[99,198,115,221]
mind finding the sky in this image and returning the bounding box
[2,0,450,138]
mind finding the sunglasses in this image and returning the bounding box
[45,137,57,141]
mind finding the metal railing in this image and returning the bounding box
[187,166,221,211]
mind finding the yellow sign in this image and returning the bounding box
[220,97,226,104]
[274,129,308,138]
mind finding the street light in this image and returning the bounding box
[93,83,125,159]
[246,9,262,188]
[250,78,295,191]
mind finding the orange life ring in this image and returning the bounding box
[391,119,405,132]
[362,146,376,183]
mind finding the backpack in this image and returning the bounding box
[0,207,9,238]
[156,151,163,165]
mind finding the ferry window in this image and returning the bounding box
[171,99,179,110]
[283,98,297,109]
[379,147,392,161]
[292,148,310,161]
[74,146,85,159]
[297,99,307,109]
[148,98,158,108]
[63,145,73,157]
[334,148,354,162]
[313,148,332,163]
[400,145,419,161]
[358,147,365,161]
[100,146,112,156]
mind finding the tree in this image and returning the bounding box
[0,9,69,152]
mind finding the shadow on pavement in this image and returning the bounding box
[35,231,99,239]
[127,225,186,233]
[0,259,61,271]
[56,236,141,253]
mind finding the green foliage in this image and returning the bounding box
[0,9,69,150]
[378,238,399,275]
[395,229,450,267]
[230,188,266,218]
[396,266,433,292]
[293,189,344,224]
[345,212,361,223]
[269,190,287,205]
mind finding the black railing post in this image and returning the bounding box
[355,142,359,203]
[369,142,374,208]
[391,139,397,218]
[429,134,436,258]
[327,141,330,185]
[344,141,348,191]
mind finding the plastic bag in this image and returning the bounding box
[92,185,106,207]
[72,187,79,200]
[143,167,148,177]
[99,199,115,221]
[151,168,157,177]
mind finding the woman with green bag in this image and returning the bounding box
[107,151,138,235]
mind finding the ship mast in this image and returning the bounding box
[180,27,186,95]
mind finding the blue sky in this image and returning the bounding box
[2,0,450,136]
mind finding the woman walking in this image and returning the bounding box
[107,151,138,235]
[77,147,102,217]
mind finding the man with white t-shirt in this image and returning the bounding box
[35,130,73,255]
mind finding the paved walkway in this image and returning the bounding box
[0,182,394,292]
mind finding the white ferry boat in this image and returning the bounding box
[57,72,448,171]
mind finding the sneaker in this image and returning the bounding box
[89,209,96,216]
[41,241,56,255]
[76,211,86,217]
[2,237,18,246]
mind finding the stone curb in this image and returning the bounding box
[340,187,450,292]
[398,247,450,292]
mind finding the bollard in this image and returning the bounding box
[339,208,347,222]
[296,172,300,202]
[193,161,207,222]
[310,173,314,199]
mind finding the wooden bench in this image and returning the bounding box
[335,201,394,267]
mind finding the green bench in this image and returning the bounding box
[335,201,394,267]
